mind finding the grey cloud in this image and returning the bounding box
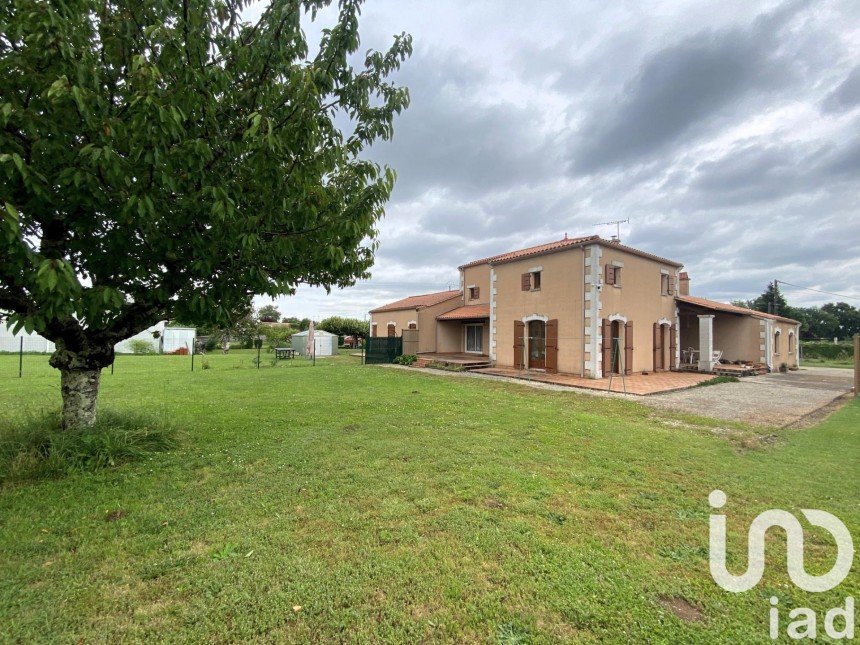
[372,49,560,201]
[822,66,860,113]
[568,4,808,174]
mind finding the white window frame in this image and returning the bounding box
[464,323,484,354]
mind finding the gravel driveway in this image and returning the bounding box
[639,367,854,427]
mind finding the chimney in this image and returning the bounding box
[679,272,690,296]
[609,235,621,244]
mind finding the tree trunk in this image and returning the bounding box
[60,369,101,430]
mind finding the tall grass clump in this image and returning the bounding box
[0,411,178,483]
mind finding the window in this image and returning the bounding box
[774,330,781,355]
[520,271,541,291]
[661,274,670,295]
[387,323,396,337]
[605,264,621,287]
[465,324,483,353]
[789,332,795,354]
[468,286,480,300]
[408,322,417,330]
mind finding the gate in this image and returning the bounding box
[365,337,402,364]
[401,328,419,356]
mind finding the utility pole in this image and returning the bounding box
[773,280,779,317]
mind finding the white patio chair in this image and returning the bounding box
[712,350,723,365]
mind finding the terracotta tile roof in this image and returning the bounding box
[676,295,800,324]
[459,236,683,269]
[370,290,460,314]
[437,304,491,320]
[460,236,599,269]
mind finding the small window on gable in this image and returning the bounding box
[468,286,480,300]
[521,271,541,291]
[605,264,621,287]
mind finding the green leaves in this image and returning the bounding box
[0,0,410,354]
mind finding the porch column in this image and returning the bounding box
[698,315,715,372]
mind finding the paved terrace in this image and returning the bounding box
[474,367,713,395]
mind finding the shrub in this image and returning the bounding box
[264,327,294,351]
[696,375,740,387]
[0,411,178,482]
[394,354,418,366]
[800,341,853,361]
[129,339,157,354]
[427,361,464,372]
[696,376,740,387]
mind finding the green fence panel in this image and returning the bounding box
[365,337,402,364]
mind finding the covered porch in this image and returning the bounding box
[435,304,490,358]
[676,296,767,374]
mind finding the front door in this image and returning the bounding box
[528,320,546,369]
[610,320,622,374]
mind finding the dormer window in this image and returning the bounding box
[468,286,480,300]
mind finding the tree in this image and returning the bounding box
[0,0,411,428]
[749,282,790,317]
[821,302,860,338]
[318,315,368,338]
[791,307,840,341]
[257,304,281,323]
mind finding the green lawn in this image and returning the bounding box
[1,351,858,642]
[799,357,855,369]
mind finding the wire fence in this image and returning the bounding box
[0,346,357,382]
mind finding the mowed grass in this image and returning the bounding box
[0,351,858,643]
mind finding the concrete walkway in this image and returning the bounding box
[639,367,854,427]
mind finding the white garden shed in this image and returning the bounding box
[1,321,196,354]
[291,329,338,357]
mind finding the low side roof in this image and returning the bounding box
[437,304,491,320]
[370,290,461,314]
[459,235,683,269]
[676,295,800,324]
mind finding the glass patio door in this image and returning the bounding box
[465,324,483,353]
[528,320,546,369]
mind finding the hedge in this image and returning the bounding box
[800,341,854,361]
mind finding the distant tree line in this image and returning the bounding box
[733,282,860,341]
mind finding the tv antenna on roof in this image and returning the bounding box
[593,218,630,243]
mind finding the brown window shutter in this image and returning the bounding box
[474,286,480,299]
[669,325,677,369]
[668,275,675,295]
[387,323,395,337]
[653,322,660,372]
[521,273,531,291]
[624,321,633,375]
[513,321,525,369]
[546,319,559,374]
[604,264,615,286]
[602,319,612,375]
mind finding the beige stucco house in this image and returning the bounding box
[370,235,800,377]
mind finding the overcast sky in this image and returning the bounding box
[254,0,860,320]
